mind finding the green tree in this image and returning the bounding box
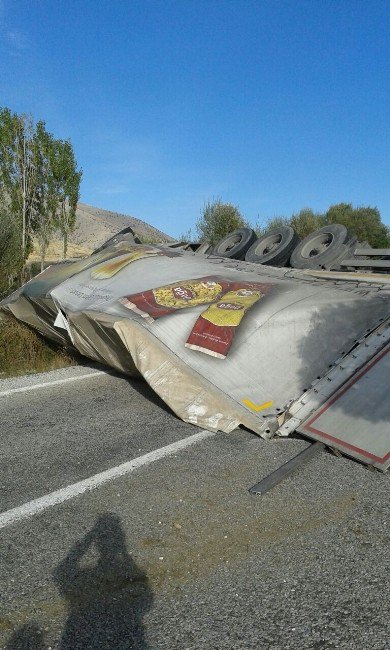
[196,198,247,245]
[254,209,323,239]
[0,107,82,275]
[290,208,324,239]
[51,139,82,259]
[254,215,290,237]
[325,203,389,247]
[257,204,389,248]
[0,205,24,297]
[0,108,39,263]
[33,129,82,266]
[33,123,59,270]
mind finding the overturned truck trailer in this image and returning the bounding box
[1,242,389,470]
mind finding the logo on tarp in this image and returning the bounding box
[173,286,195,300]
[216,302,242,311]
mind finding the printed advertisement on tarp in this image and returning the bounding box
[1,242,388,435]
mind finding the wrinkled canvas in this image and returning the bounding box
[2,242,389,436]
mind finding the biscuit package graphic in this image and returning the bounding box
[186,282,271,358]
[119,276,232,322]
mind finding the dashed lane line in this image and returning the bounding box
[0,371,106,398]
[0,429,217,529]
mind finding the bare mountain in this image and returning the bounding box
[69,203,174,250]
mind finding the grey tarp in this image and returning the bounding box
[1,242,389,437]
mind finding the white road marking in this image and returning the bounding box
[0,371,106,398]
[0,429,216,529]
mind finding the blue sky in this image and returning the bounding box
[0,0,389,237]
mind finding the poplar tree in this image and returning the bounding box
[0,107,82,279]
[0,108,39,263]
[52,139,82,259]
[34,122,58,270]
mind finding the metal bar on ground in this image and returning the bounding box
[249,442,325,495]
[341,259,390,268]
[354,248,390,257]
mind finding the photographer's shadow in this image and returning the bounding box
[53,513,153,649]
[5,622,46,650]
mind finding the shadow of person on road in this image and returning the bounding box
[53,513,153,649]
[5,622,46,650]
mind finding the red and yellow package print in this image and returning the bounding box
[120,276,232,323]
[185,281,272,358]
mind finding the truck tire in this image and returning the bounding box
[290,224,355,269]
[212,228,257,259]
[245,226,299,266]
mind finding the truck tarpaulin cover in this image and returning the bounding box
[1,242,389,437]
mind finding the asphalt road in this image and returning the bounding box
[0,365,389,649]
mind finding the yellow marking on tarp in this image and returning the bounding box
[243,399,273,412]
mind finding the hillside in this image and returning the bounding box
[70,203,174,250]
[29,203,174,263]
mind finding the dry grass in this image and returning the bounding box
[28,238,92,264]
[0,314,79,378]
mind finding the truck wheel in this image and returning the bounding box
[212,228,257,259]
[245,226,299,266]
[290,224,355,269]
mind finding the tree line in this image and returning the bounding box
[2,106,389,298]
[196,199,390,248]
[0,107,82,296]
